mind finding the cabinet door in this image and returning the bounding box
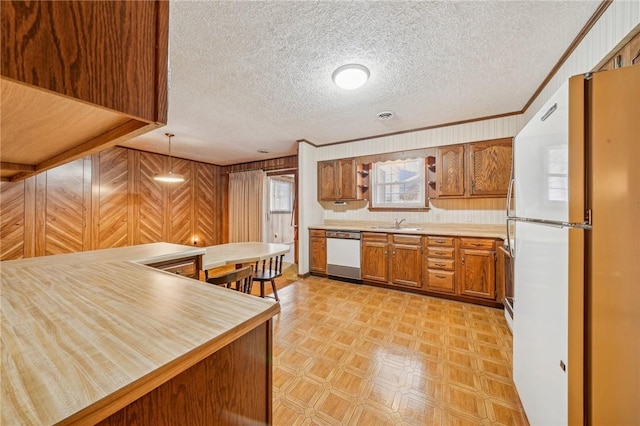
[361,239,388,283]
[459,249,496,299]
[309,236,327,274]
[337,158,357,200]
[317,161,337,201]
[390,243,422,288]
[468,139,513,196]
[437,145,465,197]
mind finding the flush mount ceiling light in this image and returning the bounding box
[332,64,370,90]
[154,132,185,183]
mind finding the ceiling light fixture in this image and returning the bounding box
[332,64,370,90]
[154,133,185,183]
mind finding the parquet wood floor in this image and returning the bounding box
[271,276,529,426]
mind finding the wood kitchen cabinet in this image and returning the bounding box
[309,229,327,275]
[361,232,389,283]
[390,235,422,288]
[436,145,465,197]
[423,236,457,294]
[468,139,513,196]
[1,1,168,181]
[433,138,512,199]
[317,159,357,201]
[458,238,496,300]
[147,255,202,280]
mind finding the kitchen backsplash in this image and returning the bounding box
[322,197,506,225]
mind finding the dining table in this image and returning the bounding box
[202,241,291,279]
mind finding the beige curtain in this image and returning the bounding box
[229,170,265,242]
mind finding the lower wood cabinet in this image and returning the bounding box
[390,235,422,288]
[147,255,202,280]
[360,232,503,307]
[459,238,496,300]
[309,229,327,275]
[361,232,389,283]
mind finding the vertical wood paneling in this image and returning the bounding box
[97,148,129,249]
[0,147,224,261]
[169,158,194,245]
[0,181,25,260]
[34,172,47,256]
[138,152,167,244]
[44,159,85,255]
[23,176,36,258]
[196,163,217,247]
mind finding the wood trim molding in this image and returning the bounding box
[294,1,612,151]
[521,0,613,113]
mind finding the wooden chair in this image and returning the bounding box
[253,255,284,302]
[206,265,254,294]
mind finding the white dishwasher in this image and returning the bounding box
[326,230,361,281]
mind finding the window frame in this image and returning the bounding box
[370,158,427,209]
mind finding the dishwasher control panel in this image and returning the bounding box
[326,230,361,240]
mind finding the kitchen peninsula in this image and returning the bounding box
[1,243,279,425]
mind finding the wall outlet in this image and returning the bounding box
[464,212,473,223]
[434,213,442,222]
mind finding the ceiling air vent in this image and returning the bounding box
[376,111,394,120]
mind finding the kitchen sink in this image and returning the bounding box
[370,226,424,231]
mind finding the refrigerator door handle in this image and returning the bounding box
[506,178,515,217]
[506,217,515,258]
[509,216,592,230]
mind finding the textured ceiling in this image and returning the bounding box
[122,1,601,166]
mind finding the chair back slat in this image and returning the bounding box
[206,265,254,293]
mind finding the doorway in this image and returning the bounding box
[265,172,297,271]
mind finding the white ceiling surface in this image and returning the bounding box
[122,1,601,166]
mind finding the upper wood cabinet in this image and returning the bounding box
[317,159,357,201]
[1,1,169,182]
[434,138,512,199]
[436,145,465,197]
[468,139,513,196]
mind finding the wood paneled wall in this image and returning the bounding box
[0,147,223,260]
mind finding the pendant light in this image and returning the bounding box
[154,132,184,183]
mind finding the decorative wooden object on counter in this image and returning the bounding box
[309,229,327,275]
[0,243,279,425]
[317,158,358,201]
[1,1,169,181]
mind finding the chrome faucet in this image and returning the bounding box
[394,218,406,229]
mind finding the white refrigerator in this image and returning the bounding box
[508,65,640,425]
[508,80,576,426]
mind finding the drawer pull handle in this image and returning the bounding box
[435,275,446,279]
[435,240,445,244]
[175,270,182,275]
[471,243,484,247]
[436,252,446,255]
[435,263,446,267]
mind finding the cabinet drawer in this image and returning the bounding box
[393,234,422,245]
[309,229,326,238]
[427,270,456,293]
[148,257,199,279]
[426,236,454,247]
[460,238,495,250]
[427,257,455,271]
[362,232,389,242]
[427,247,455,259]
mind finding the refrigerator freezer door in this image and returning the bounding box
[513,81,569,223]
[513,221,568,426]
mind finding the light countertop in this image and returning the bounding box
[202,242,290,269]
[310,221,507,239]
[1,243,280,425]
